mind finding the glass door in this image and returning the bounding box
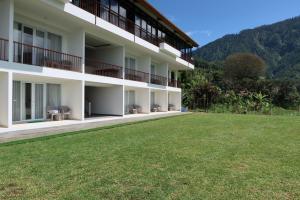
[23,26,34,65]
[35,30,45,66]
[12,81,21,122]
[35,84,44,120]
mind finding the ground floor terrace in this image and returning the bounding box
[0,71,182,130]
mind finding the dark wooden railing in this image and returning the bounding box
[85,59,123,79]
[181,53,194,64]
[13,41,82,72]
[0,38,8,61]
[71,0,162,47]
[125,68,149,83]
[168,79,181,88]
[151,74,168,86]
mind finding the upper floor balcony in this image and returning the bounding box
[70,0,194,64]
[13,41,82,72]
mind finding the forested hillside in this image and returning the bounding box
[194,16,300,80]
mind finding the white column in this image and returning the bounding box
[0,71,12,128]
[68,29,85,73]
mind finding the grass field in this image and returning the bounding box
[0,113,299,199]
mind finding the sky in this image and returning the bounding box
[147,0,300,47]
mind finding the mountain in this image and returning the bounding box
[194,16,300,80]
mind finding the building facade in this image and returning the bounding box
[0,0,198,128]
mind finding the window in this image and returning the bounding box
[151,63,156,75]
[111,0,118,12]
[125,57,136,70]
[47,84,61,107]
[47,32,62,52]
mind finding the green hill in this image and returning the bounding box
[194,16,300,80]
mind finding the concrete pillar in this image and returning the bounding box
[0,71,12,127]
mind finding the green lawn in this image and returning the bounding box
[0,113,300,200]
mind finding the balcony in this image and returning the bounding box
[151,74,168,86]
[85,59,123,79]
[13,42,82,72]
[125,68,149,83]
[181,53,194,64]
[70,0,170,49]
[168,79,181,88]
[0,38,8,61]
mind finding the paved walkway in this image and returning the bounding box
[0,112,188,143]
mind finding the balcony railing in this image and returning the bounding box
[85,59,123,79]
[125,68,149,83]
[13,42,82,72]
[181,53,194,64]
[151,74,168,86]
[71,0,162,47]
[0,38,8,61]
[168,79,181,88]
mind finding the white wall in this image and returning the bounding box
[86,46,124,67]
[137,55,151,74]
[135,88,150,114]
[61,80,84,120]
[0,72,12,127]
[68,29,85,72]
[168,92,181,111]
[85,85,123,116]
[152,90,168,112]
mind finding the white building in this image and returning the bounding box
[0,0,198,129]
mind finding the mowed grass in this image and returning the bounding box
[0,113,300,200]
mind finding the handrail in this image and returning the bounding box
[13,41,82,72]
[0,38,9,61]
[151,74,168,86]
[125,68,149,83]
[168,79,181,88]
[85,58,123,79]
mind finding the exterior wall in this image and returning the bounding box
[152,90,168,112]
[86,46,124,67]
[61,80,84,120]
[168,92,181,111]
[137,55,151,74]
[0,71,12,127]
[135,88,150,114]
[85,86,123,116]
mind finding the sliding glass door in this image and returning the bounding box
[12,81,46,122]
[12,81,21,122]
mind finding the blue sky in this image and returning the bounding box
[148,0,300,47]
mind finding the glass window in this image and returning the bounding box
[111,0,118,13]
[47,84,61,107]
[120,6,126,18]
[135,15,141,26]
[102,0,109,8]
[125,57,136,70]
[47,33,62,52]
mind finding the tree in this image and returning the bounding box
[224,53,266,81]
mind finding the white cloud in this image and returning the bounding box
[186,30,212,37]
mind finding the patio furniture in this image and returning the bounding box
[168,104,176,111]
[151,104,161,112]
[128,104,142,114]
[47,106,60,121]
[59,106,72,120]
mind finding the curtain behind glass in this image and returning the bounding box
[47,84,61,107]
[12,81,21,121]
[35,84,44,119]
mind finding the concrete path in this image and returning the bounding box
[0,112,188,144]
